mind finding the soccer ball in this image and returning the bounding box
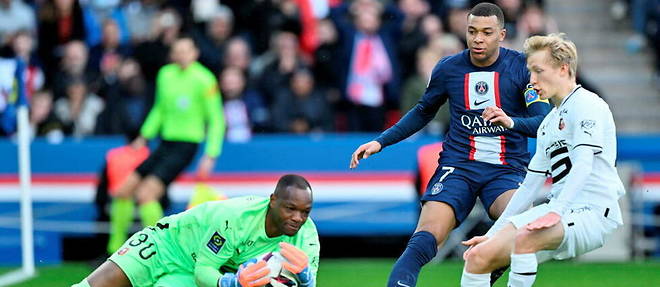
[257,252,299,287]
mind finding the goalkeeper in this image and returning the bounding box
[73,174,319,287]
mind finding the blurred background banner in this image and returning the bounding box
[0,134,658,265]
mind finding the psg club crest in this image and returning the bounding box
[474,81,489,95]
[431,182,444,195]
[559,118,565,130]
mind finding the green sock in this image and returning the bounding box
[107,198,134,254]
[139,201,163,227]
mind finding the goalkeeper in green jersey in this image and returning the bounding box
[73,174,319,287]
[107,36,225,254]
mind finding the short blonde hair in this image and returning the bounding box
[523,33,578,78]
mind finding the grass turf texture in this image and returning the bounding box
[1,259,659,286]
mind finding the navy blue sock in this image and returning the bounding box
[386,231,438,287]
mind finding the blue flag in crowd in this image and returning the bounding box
[0,57,27,134]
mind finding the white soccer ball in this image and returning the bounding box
[256,252,299,287]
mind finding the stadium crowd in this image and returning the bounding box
[0,0,557,142]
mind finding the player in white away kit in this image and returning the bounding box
[459,33,625,287]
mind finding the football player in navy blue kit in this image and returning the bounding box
[349,3,551,287]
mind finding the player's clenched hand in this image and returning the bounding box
[461,236,488,260]
[279,242,308,274]
[526,212,561,231]
[482,106,514,129]
[349,141,382,169]
[237,260,271,287]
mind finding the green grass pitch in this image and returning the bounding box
[2,259,659,286]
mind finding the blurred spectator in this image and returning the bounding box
[256,31,308,106]
[89,19,131,76]
[398,0,431,81]
[220,66,268,141]
[426,33,464,59]
[95,58,147,135]
[246,0,302,55]
[0,0,35,44]
[81,0,131,47]
[447,7,469,46]
[191,0,220,24]
[194,5,234,74]
[400,48,448,137]
[52,40,97,100]
[122,0,161,43]
[420,13,445,41]
[223,36,252,73]
[133,8,181,83]
[496,0,523,40]
[330,0,403,131]
[29,89,63,143]
[7,30,44,100]
[507,4,558,49]
[272,68,332,134]
[37,0,86,76]
[313,18,341,92]
[54,78,104,137]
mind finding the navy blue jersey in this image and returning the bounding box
[376,47,550,171]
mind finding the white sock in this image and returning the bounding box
[508,253,538,287]
[460,269,490,287]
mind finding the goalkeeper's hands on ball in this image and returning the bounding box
[280,242,314,286]
[219,259,271,287]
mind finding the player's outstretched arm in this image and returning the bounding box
[349,141,382,169]
[280,242,316,287]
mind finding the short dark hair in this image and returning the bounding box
[274,174,312,197]
[469,2,505,28]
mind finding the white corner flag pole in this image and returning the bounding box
[0,59,35,286]
[0,106,36,287]
[17,105,35,277]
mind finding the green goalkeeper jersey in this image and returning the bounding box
[148,196,320,287]
[140,61,225,158]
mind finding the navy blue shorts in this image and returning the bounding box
[421,160,525,226]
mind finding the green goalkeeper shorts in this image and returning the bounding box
[109,229,196,287]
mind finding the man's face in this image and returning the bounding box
[527,49,563,100]
[271,187,312,236]
[466,15,505,66]
[170,39,198,68]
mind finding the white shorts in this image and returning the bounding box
[507,203,619,262]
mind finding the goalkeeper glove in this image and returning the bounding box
[280,242,314,287]
[218,259,271,287]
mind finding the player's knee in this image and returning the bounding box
[465,245,496,273]
[415,225,445,246]
[514,229,538,253]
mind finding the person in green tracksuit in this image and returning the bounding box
[74,174,319,287]
[107,36,225,254]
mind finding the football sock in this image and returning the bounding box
[460,269,490,287]
[508,253,537,287]
[107,198,134,254]
[386,231,437,287]
[139,201,163,227]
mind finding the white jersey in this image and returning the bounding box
[528,85,625,224]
